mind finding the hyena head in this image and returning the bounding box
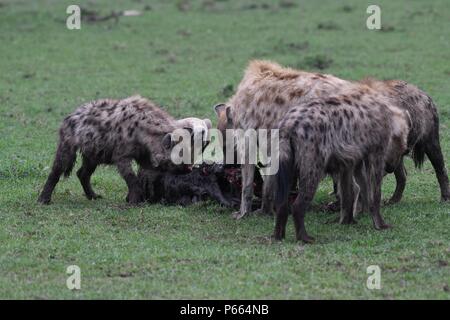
[159,117,213,168]
[384,107,411,173]
[176,117,212,143]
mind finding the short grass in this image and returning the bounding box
[0,0,449,299]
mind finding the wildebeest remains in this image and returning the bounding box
[138,163,264,208]
[138,163,233,207]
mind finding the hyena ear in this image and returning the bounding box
[214,103,226,116]
[225,106,233,125]
[203,118,212,129]
[162,133,173,150]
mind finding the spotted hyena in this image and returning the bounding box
[215,60,449,219]
[214,61,345,218]
[273,92,410,243]
[38,95,211,205]
[362,78,450,203]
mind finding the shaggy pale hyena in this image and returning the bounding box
[38,95,211,205]
[215,60,449,219]
[274,93,410,243]
[215,60,348,218]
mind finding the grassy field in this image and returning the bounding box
[0,0,449,299]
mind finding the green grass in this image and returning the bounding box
[0,0,449,299]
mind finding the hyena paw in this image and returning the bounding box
[271,233,284,241]
[232,210,247,220]
[37,197,51,205]
[88,193,103,200]
[325,200,340,212]
[298,233,315,244]
[384,197,400,206]
[126,192,144,205]
[253,208,273,216]
[374,222,392,230]
[91,194,103,200]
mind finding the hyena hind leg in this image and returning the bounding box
[291,173,321,243]
[424,135,450,202]
[38,143,77,204]
[386,159,407,205]
[369,157,391,230]
[76,156,101,200]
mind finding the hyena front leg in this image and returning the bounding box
[77,156,101,200]
[386,159,407,205]
[137,167,160,202]
[116,159,144,204]
[233,163,255,219]
[258,175,275,216]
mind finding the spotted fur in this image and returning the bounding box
[38,95,210,204]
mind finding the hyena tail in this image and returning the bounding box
[56,127,78,178]
[275,135,295,206]
[61,144,77,178]
[412,97,439,169]
[412,142,426,169]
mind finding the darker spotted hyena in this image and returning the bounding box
[274,94,409,243]
[38,95,206,205]
[364,79,450,203]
